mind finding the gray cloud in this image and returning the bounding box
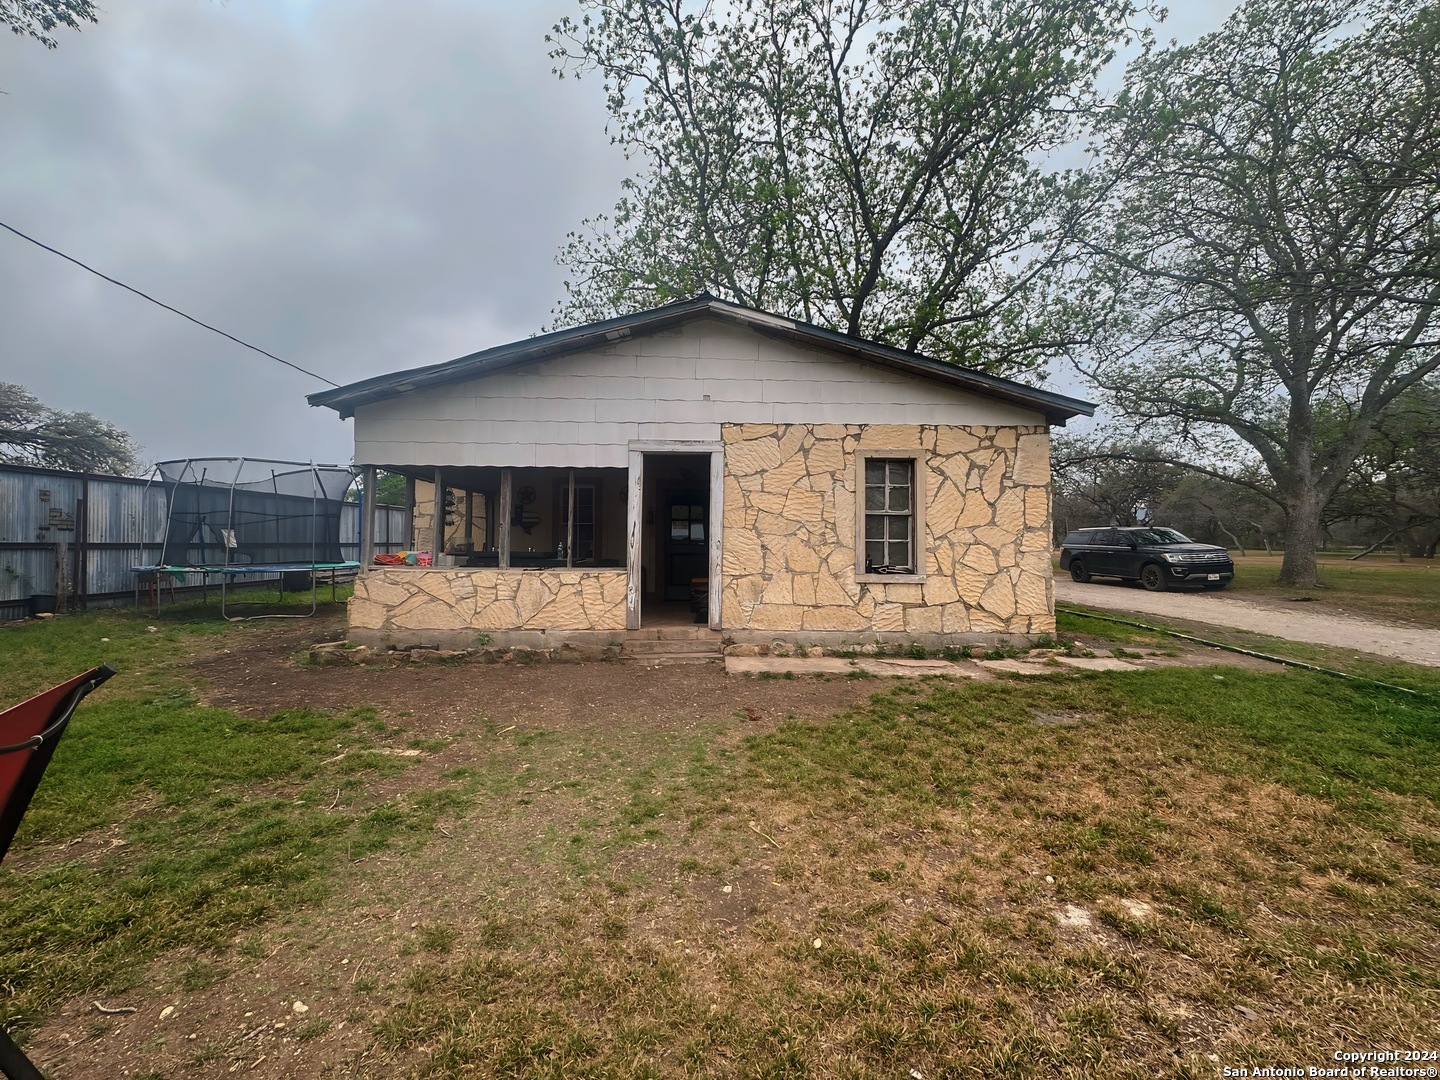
[2,0,630,466]
[2,0,1240,468]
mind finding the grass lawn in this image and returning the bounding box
[2,603,1438,1078]
[1226,554,1440,629]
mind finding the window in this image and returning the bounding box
[863,457,915,573]
[669,502,706,542]
[559,483,596,562]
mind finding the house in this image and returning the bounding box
[308,295,1093,650]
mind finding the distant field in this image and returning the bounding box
[1228,554,1440,629]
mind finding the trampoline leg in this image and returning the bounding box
[0,1026,46,1080]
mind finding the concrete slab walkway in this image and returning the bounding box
[725,654,1145,678]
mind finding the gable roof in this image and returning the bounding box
[308,295,1095,425]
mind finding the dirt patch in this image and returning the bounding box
[187,620,883,738]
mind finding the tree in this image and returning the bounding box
[1329,380,1440,557]
[1077,0,1440,586]
[2,0,97,48]
[549,0,1153,377]
[1157,473,1286,554]
[1053,435,1288,551]
[1051,435,1178,538]
[347,470,409,507]
[0,383,141,474]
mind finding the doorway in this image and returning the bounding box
[639,452,713,626]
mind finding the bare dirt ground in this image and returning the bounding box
[1055,578,1440,667]
[189,615,883,731]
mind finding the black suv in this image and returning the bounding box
[1059,527,1234,591]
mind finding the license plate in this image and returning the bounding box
[1207,574,1220,581]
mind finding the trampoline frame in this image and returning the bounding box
[132,457,360,620]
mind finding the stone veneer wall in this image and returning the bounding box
[720,423,1053,637]
[349,567,627,642]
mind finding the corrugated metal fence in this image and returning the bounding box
[0,463,406,620]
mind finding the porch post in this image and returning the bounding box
[360,465,377,571]
[708,449,723,630]
[626,450,643,630]
[432,467,445,558]
[464,490,474,548]
[403,476,416,550]
[498,469,512,569]
[566,468,576,569]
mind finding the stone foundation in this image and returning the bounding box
[720,423,1054,636]
[349,567,627,646]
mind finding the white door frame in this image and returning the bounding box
[626,440,724,631]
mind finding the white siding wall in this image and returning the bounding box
[354,319,1045,468]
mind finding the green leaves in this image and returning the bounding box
[1,0,97,50]
[1077,0,1440,583]
[550,0,1152,378]
[0,382,141,475]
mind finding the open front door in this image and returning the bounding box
[627,446,722,630]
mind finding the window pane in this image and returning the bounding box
[888,460,911,486]
[865,485,886,511]
[890,541,910,568]
[866,460,885,486]
[691,505,704,518]
[671,522,689,539]
[691,522,705,541]
[865,517,884,540]
[888,515,910,541]
[888,485,910,512]
[671,505,687,520]
[866,541,886,567]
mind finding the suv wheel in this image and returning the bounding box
[1069,559,1090,583]
[1140,563,1167,592]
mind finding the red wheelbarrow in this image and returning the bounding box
[0,666,117,1080]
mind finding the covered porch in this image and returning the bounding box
[351,446,723,642]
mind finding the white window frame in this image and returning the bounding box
[854,450,926,584]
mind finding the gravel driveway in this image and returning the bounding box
[1054,579,1440,668]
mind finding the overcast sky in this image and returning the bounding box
[1,0,1240,470]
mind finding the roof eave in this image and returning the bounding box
[308,296,1095,424]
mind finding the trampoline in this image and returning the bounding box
[131,458,360,619]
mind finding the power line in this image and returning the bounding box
[0,219,340,387]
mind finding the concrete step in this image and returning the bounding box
[625,637,723,655]
[629,653,724,667]
[626,625,719,641]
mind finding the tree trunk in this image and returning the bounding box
[1212,518,1245,557]
[1278,495,1324,587]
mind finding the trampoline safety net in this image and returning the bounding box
[155,459,355,569]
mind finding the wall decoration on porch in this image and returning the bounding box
[510,485,540,532]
